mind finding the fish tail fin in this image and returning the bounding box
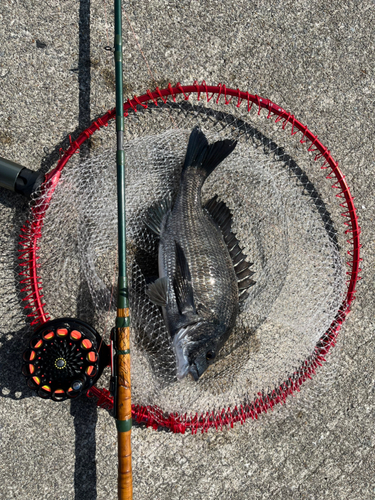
[183,126,237,178]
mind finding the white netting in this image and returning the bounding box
[32,95,346,418]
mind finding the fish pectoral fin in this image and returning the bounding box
[177,312,201,330]
[145,196,172,236]
[146,277,168,307]
[173,242,197,315]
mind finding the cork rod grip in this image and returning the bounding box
[118,431,132,499]
[116,322,133,500]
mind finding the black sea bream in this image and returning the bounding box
[147,127,255,381]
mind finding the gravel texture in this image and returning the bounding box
[0,1,374,499]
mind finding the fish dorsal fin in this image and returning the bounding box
[145,196,172,236]
[146,277,168,307]
[204,195,256,302]
[205,194,233,234]
[173,242,197,315]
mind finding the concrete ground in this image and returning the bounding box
[0,1,374,499]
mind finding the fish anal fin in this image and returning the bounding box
[146,277,168,307]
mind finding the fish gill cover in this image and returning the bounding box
[24,93,346,427]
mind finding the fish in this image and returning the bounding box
[146,126,255,381]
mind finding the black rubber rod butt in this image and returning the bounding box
[0,157,44,198]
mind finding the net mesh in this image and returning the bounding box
[20,89,352,429]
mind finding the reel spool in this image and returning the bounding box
[22,318,110,401]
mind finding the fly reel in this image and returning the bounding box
[22,318,110,401]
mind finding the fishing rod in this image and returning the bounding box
[111,0,133,498]
[0,1,133,497]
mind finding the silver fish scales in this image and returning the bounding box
[147,127,255,381]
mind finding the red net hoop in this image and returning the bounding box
[18,83,361,433]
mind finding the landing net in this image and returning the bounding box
[18,84,361,432]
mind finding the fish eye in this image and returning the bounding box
[206,351,216,361]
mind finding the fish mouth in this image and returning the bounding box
[188,364,199,381]
[172,323,202,381]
